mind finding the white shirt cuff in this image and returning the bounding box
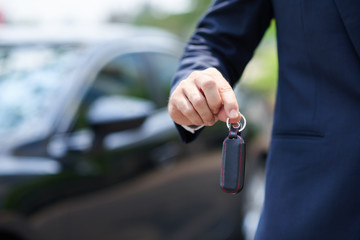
[181,125,204,134]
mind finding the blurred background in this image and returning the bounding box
[0,1,277,240]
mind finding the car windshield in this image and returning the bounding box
[0,45,81,137]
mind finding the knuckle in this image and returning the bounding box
[205,67,222,77]
[177,81,184,88]
[219,85,233,93]
[210,105,221,114]
[201,78,217,90]
[170,97,181,108]
[168,104,182,121]
[189,70,201,79]
[171,98,187,113]
[207,98,222,113]
[182,106,193,116]
[192,96,204,108]
[168,102,175,113]
[210,99,222,107]
[205,67,218,74]
[167,100,176,112]
[177,80,188,89]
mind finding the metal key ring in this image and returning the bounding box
[226,112,247,132]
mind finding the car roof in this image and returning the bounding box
[0,23,180,46]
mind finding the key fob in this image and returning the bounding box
[220,124,246,194]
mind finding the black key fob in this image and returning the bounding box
[220,124,246,194]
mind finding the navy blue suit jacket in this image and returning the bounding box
[171,0,360,239]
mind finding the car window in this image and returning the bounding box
[143,52,179,107]
[72,53,149,131]
[0,45,82,137]
[86,53,149,102]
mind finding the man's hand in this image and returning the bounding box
[168,68,241,127]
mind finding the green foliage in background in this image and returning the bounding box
[133,0,278,101]
[240,20,278,101]
[134,0,213,39]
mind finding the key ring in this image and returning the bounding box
[226,112,246,132]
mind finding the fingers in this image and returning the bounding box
[183,82,216,125]
[168,68,240,127]
[168,86,203,126]
[169,80,215,126]
[199,75,222,115]
[167,103,193,126]
[201,68,240,123]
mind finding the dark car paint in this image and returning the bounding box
[0,25,252,240]
[0,25,270,240]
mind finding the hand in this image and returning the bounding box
[168,68,241,127]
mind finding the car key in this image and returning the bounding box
[220,114,246,194]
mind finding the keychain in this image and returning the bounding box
[220,113,247,194]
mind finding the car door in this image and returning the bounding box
[68,51,158,175]
[30,51,158,240]
[33,47,244,240]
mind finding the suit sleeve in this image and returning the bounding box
[172,0,273,143]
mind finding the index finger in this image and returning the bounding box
[217,83,240,123]
[197,68,241,123]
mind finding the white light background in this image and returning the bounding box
[0,0,193,24]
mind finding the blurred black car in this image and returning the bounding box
[0,24,270,240]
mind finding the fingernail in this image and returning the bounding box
[230,110,239,118]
